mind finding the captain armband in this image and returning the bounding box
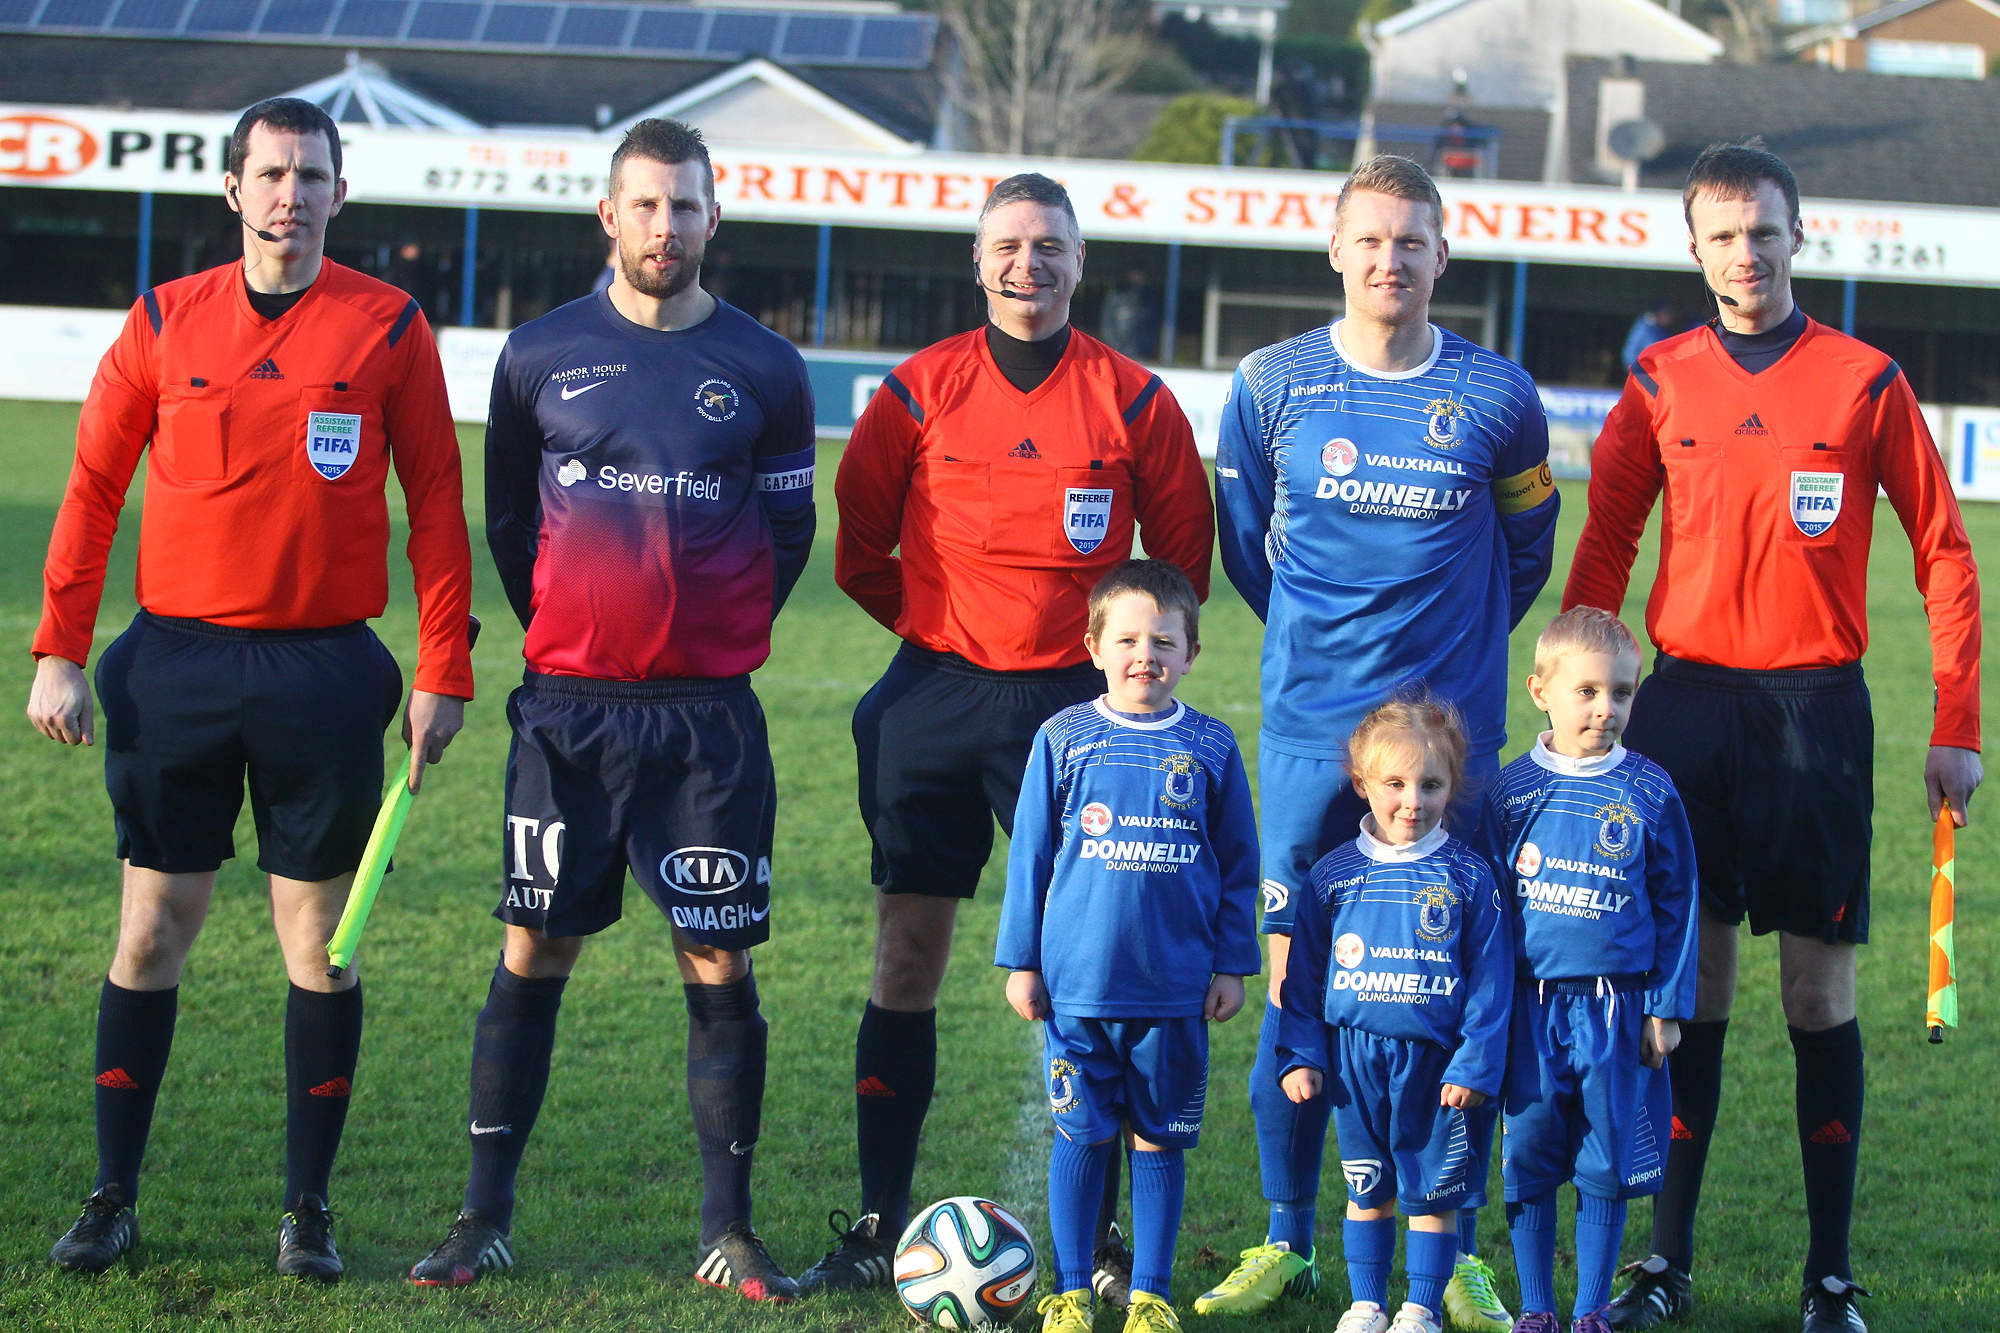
[1494,461,1555,514]
[755,446,816,511]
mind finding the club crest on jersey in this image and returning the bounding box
[1080,802,1114,837]
[1048,1058,1081,1113]
[1334,932,1365,969]
[305,411,363,480]
[1594,803,1642,862]
[1424,397,1466,448]
[694,378,739,422]
[1516,841,1543,877]
[1159,753,1202,809]
[1064,487,1114,554]
[1414,885,1457,942]
[1322,437,1358,477]
[1790,471,1842,537]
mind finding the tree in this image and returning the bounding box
[1134,92,1259,164]
[942,0,1147,156]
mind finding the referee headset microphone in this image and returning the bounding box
[230,184,283,244]
[974,263,1031,300]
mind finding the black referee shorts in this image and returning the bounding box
[853,642,1101,898]
[96,611,403,881]
[1621,653,1873,944]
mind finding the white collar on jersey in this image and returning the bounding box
[1092,696,1187,730]
[1330,320,1444,381]
[1529,731,1627,776]
[1357,815,1449,862]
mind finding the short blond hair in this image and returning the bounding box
[1334,155,1444,235]
[1345,691,1468,799]
[1533,606,1642,680]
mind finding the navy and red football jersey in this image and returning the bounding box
[486,290,816,681]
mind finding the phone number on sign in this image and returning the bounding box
[421,168,603,198]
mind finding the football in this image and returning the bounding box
[893,1196,1039,1328]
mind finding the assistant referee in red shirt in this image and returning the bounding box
[26,98,474,1281]
[1565,142,1979,1333]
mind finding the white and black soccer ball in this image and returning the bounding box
[894,1196,1038,1328]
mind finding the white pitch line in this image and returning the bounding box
[1001,1016,1052,1243]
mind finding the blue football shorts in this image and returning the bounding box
[1044,1012,1210,1149]
[1326,1026,1494,1215]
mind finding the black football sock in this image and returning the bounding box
[93,979,179,1204]
[1650,1018,1728,1273]
[462,962,568,1233]
[1791,1019,1863,1285]
[854,1001,936,1237]
[687,974,767,1246]
[283,982,363,1210]
[1093,1143,1125,1249]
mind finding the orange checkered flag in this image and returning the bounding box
[1927,806,1958,1044]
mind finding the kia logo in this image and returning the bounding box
[660,846,750,896]
[0,116,98,178]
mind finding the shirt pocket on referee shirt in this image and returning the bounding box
[923,457,993,551]
[155,380,230,482]
[1778,441,1853,546]
[1659,437,1724,540]
[296,385,387,487]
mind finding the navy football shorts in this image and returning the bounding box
[499,671,775,949]
[854,643,1099,898]
[96,611,402,881]
[1044,1012,1210,1149]
[1622,653,1872,944]
[1257,748,1500,935]
[1501,978,1672,1202]
[1325,1026,1493,1215]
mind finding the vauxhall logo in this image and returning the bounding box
[661,846,751,895]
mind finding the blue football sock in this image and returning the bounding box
[1574,1192,1628,1318]
[1457,1207,1479,1259]
[1344,1216,1395,1307]
[1129,1147,1186,1299]
[1049,1133,1114,1295]
[685,975,766,1247]
[1506,1193,1558,1315]
[1406,1226,1458,1316]
[463,963,568,1232]
[1251,1002,1329,1241]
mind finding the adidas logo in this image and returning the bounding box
[309,1076,352,1098]
[1007,438,1041,458]
[250,357,284,380]
[1671,1115,1693,1141]
[1734,413,1768,435]
[1809,1119,1854,1145]
[855,1076,896,1098]
[96,1068,139,1090]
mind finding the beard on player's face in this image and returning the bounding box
[619,231,703,299]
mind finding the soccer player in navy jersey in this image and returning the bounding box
[405,119,815,1300]
[1204,155,1559,1325]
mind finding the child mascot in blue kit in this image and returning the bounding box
[1487,607,1699,1333]
[997,559,1263,1333]
[1277,695,1513,1333]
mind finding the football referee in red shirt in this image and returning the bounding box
[26,98,473,1281]
[1565,142,1979,1333]
[800,175,1215,1296]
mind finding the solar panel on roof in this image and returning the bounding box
[479,1,553,42]
[780,13,849,58]
[257,0,334,33]
[629,5,700,50]
[704,9,775,55]
[106,0,184,29]
[331,0,407,34]
[182,0,258,31]
[555,3,624,46]
[405,0,477,39]
[37,0,116,27]
[855,13,925,61]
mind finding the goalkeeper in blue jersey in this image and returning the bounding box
[1204,154,1559,1325]
[1277,696,1513,1333]
[1487,609,1698,1333]
[997,560,1262,1333]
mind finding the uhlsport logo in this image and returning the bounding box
[695,378,739,422]
[1333,932,1366,969]
[1425,397,1465,447]
[1322,437,1358,477]
[1790,471,1843,538]
[1516,841,1543,877]
[1080,802,1114,836]
[1064,487,1114,554]
[305,411,362,480]
[660,846,751,895]
[1593,802,1642,862]
[1414,885,1457,942]
[1048,1057,1080,1113]
[1159,753,1202,809]
[556,459,588,487]
[1261,880,1290,915]
[0,116,98,178]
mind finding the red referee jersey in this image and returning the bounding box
[834,327,1214,671]
[1565,317,1979,749]
[35,260,474,698]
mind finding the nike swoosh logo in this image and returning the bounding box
[729,1139,757,1156]
[470,1122,512,1136]
[560,381,607,400]
[750,904,771,921]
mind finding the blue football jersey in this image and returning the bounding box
[996,698,1263,1018]
[1278,820,1513,1096]
[1488,737,1700,1021]
[1215,323,1558,760]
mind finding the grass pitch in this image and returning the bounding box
[0,395,1993,1331]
